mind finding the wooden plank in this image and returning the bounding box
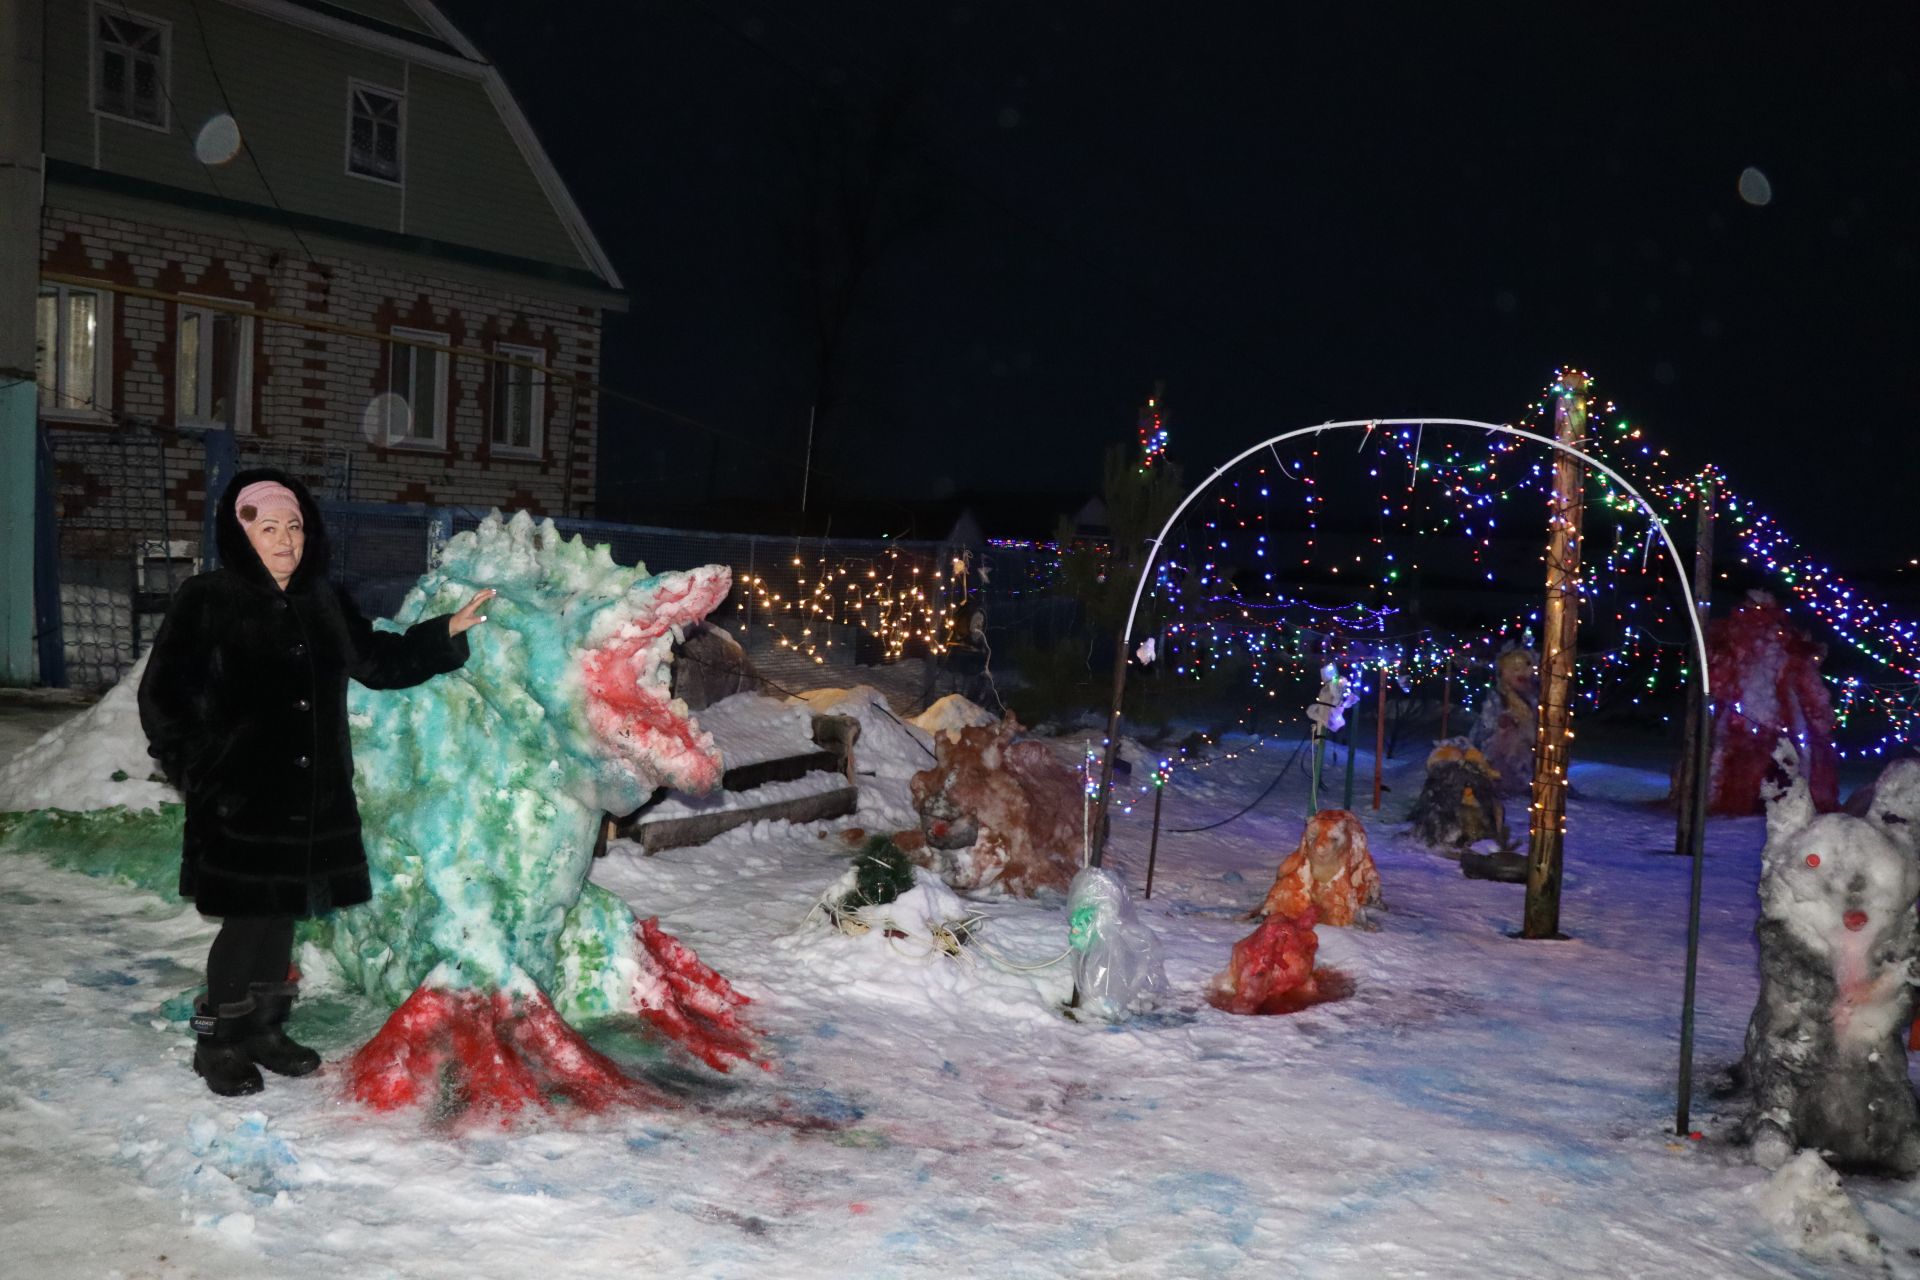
[633,784,859,854]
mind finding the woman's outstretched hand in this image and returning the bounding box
[448,589,497,637]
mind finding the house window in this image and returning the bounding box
[94,9,170,129]
[383,327,447,447]
[176,302,254,431]
[490,344,545,455]
[35,283,113,418]
[347,82,404,184]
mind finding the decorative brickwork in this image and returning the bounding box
[40,204,606,548]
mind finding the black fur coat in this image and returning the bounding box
[138,469,468,918]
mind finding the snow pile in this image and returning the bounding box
[0,652,178,814]
[1753,1151,1880,1265]
[698,690,820,770]
[794,685,935,781]
[910,693,997,739]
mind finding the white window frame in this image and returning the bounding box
[345,79,406,186]
[91,5,171,133]
[175,298,255,433]
[383,326,448,450]
[489,343,546,458]
[35,283,114,422]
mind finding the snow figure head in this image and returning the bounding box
[1760,740,1918,960]
[323,512,733,1007]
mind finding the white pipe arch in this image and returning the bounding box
[1119,418,1710,707]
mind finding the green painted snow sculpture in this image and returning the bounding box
[314,511,760,1115]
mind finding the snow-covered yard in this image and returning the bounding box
[2,691,1916,1279]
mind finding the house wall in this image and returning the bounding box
[43,0,593,274]
[43,202,602,542]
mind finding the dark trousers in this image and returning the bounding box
[205,916,296,1007]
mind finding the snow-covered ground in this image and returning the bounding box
[3,694,1919,1278]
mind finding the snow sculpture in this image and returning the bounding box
[905,718,1082,896]
[1305,663,1357,738]
[1066,866,1169,1020]
[1207,908,1321,1015]
[1743,741,1920,1173]
[1468,643,1537,795]
[1703,591,1839,815]
[1248,809,1381,928]
[1408,740,1512,850]
[312,512,759,1114]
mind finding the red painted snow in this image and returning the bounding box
[345,919,761,1116]
[1702,592,1839,815]
[632,916,766,1074]
[581,565,732,795]
[1207,908,1352,1015]
[346,984,666,1117]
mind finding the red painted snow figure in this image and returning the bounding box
[1207,908,1352,1015]
[905,718,1082,896]
[347,983,658,1116]
[1249,809,1382,928]
[347,920,759,1117]
[318,514,761,1121]
[630,917,762,1074]
[1699,591,1839,816]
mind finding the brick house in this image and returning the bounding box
[35,0,624,548]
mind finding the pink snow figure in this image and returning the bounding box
[1208,908,1352,1015]
[1702,591,1839,816]
[1249,809,1382,928]
[906,719,1082,896]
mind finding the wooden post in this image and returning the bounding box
[1672,477,1715,854]
[1373,666,1387,810]
[1523,372,1592,940]
[1439,666,1452,738]
[1144,778,1166,899]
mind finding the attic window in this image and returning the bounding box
[94,9,169,129]
[347,82,404,184]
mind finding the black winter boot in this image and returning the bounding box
[192,998,264,1097]
[246,981,322,1077]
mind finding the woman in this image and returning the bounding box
[139,469,493,1097]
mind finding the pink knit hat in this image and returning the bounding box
[235,481,301,525]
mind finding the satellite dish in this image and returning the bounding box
[362,393,410,443]
[194,114,243,166]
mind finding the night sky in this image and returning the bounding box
[440,1,1918,558]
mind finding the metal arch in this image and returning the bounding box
[1108,415,1714,1135]
[1117,418,1709,699]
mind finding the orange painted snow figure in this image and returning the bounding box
[906,718,1081,896]
[1207,908,1352,1015]
[1251,809,1381,927]
[1702,592,1839,816]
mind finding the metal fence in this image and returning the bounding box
[33,425,1011,706]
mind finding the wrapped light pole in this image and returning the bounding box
[1523,372,1592,940]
